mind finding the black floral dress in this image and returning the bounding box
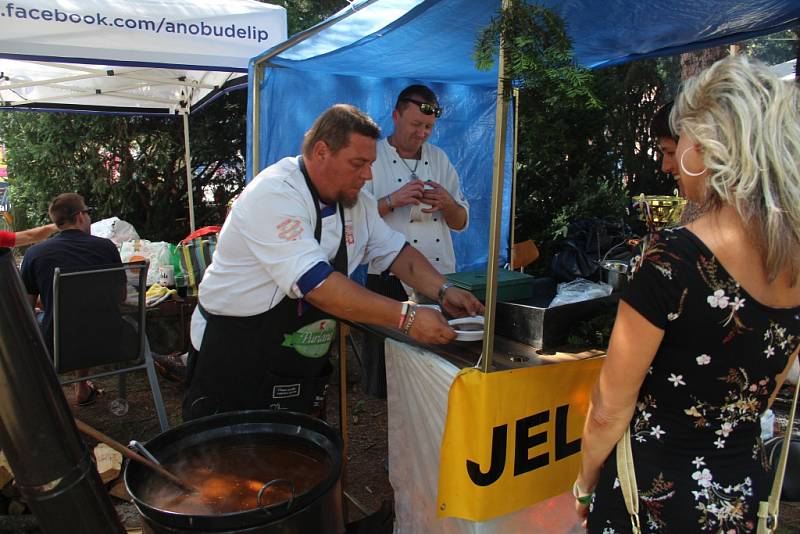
[587,228,800,533]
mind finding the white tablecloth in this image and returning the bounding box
[385,339,584,534]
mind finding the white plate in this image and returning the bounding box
[448,316,485,342]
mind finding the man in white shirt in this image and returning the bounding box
[184,104,482,420]
[362,85,470,397]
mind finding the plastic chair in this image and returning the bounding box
[510,239,540,271]
[52,261,169,431]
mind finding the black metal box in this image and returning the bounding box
[494,277,617,349]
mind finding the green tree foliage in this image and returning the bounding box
[269,0,345,35]
[0,90,247,242]
[744,29,797,65]
[475,1,675,267]
[0,1,346,241]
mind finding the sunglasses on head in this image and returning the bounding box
[401,98,443,118]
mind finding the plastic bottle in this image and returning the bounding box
[157,243,175,287]
[175,272,188,297]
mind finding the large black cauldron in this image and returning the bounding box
[124,410,344,533]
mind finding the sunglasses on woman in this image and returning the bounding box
[401,98,443,118]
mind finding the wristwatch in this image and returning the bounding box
[438,282,454,305]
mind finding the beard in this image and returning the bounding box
[338,190,359,208]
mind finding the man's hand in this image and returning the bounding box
[421,181,467,230]
[407,307,457,344]
[420,181,454,213]
[390,179,426,208]
[441,287,484,318]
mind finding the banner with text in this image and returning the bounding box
[437,357,604,521]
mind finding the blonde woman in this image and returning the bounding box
[574,55,800,532]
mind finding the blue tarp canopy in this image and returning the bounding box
[249,0,800,272]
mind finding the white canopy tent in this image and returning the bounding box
[0,0,287,231]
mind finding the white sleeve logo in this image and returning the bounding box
[277,218,303,241]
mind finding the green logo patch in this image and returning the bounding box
[281,319,337,358]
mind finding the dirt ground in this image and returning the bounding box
[16,332,800,532]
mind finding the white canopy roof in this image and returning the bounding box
[0,0,287,114]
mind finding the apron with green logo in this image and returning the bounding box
[183,158,347,420]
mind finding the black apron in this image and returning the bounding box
[183,159,347,421]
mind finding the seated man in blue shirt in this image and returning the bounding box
[20,193,122,406]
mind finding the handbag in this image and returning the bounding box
[616,382,799,534]
[176,231,218,296]
[757,382,800,533]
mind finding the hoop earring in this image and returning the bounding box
[679,147,706,177]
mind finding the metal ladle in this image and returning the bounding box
[75,418,197,494]
[129,440,161,465]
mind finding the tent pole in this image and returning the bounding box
[251,64,263,177]
[250,0,381,175]
[182,111,196,233]
[509,87,520,266]
[480,0,511,374]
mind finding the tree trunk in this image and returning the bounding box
[680,46,729,79]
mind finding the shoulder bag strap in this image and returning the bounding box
[616,427,641,534]
[758,382,800,533]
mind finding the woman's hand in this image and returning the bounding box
[575,499,589,528]
[572,477,594,528]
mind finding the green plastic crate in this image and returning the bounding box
[446,270,537,302]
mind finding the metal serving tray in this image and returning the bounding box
[494,277,617,349]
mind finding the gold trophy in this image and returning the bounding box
[632,192,686,231]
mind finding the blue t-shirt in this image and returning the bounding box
[20,229,122,345]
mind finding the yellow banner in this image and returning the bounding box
[437,357,603,521]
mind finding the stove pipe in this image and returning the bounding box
[0,249,124,533]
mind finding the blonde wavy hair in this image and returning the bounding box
[670,54,800,285]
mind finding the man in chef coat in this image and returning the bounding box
[361,85,470,397]
[184,104,482,420]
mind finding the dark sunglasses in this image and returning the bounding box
[401,98,443,118]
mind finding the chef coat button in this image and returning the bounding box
[433,218,438,222]
[413,239,418,243]
[424,161,428,165]
[436,258,440,261]
[436,238,440,242]
[393,159,397,164]
[397,178,402,182]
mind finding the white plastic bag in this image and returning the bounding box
[549,278,613,308]
[119,239,173,286]
[91,217,139,244]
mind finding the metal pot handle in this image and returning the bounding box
[257,478,295,515]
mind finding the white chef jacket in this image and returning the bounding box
[365,138,468,276]
[191,156,407,349]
